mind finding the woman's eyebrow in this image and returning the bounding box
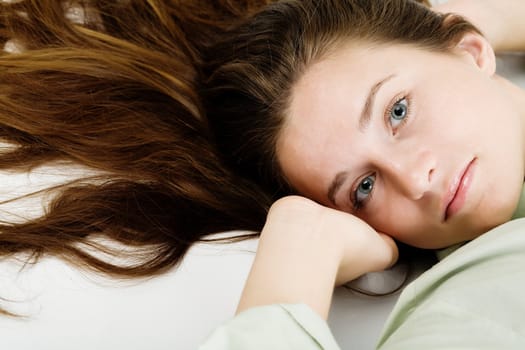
[359,74,396,131]
[328,171,347,205]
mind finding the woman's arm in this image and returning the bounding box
[434,0,525,52]
[236,196,398,320]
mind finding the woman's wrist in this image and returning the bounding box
[236,197,344,319]
[236,196,397,319]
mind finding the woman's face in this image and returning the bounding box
[277,35,525,249]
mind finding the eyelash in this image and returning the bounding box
[351,174,375,212]
[385,94,412,134]
[350,93,412,211]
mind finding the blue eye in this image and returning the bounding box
[353,175,375,210]
[389,97,408,128]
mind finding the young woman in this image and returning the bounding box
[200,0,525,348]
[0,0,523,346]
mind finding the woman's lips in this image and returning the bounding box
[444,158,477,221]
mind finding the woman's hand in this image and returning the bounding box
[236,196,398,320]
[433,0,525,52]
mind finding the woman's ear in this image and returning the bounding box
[456,32,496,76]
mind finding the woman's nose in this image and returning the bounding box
[380,150,436,200]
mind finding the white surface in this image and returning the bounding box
[0,238,257,350]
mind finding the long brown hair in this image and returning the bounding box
[203,0,481,197]
[0,0,275,315]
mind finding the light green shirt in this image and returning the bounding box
[200,187,525,349]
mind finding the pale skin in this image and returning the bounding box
[236,0,525,321]
[280,36,525,249]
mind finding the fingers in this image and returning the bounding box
[376,232,399,270]
[267,196,400,283]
